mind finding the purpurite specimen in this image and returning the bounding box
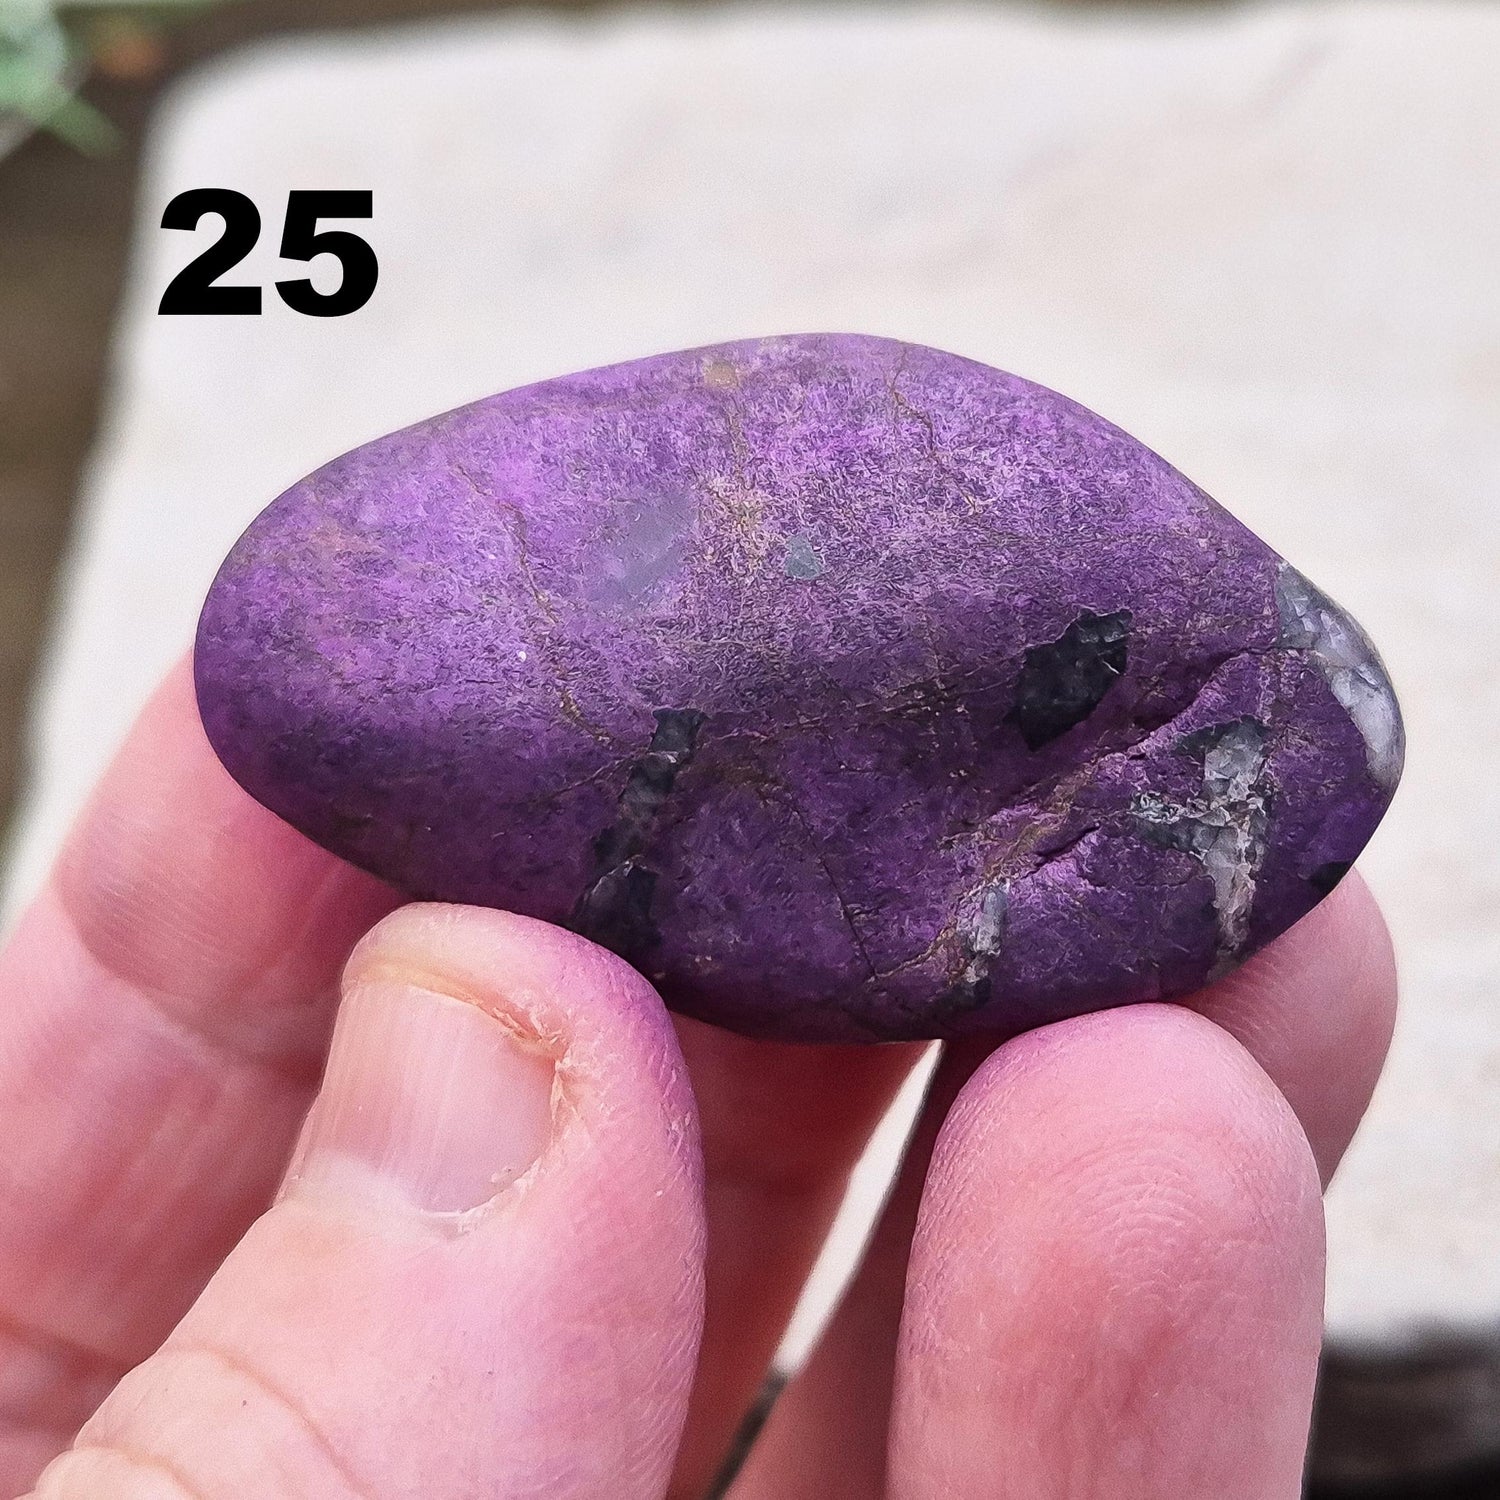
[195,334,1402,1042]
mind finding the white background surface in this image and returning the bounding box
[4,0,1498,1358]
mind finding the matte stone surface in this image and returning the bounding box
[194,333,1402,1041]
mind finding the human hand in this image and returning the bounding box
[0,662,1396,1499]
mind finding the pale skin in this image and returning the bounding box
[0,661,1397,1500]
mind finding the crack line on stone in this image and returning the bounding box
[459,469,614,747]
[863,643,1281,992]
[1131,716,1271,975]
[886,347,983,512]
[758,783,878,982]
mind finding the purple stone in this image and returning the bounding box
[194,334,1402,1042]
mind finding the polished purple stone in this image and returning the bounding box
[194,334,1402,1042]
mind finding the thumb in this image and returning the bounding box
[29,905,705,1500]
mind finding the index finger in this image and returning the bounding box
[1187,870,1396,1185]
[0,660,397,1492]
[889,1003,1326,1500]
[729,876,1394,1499]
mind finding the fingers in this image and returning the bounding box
[727,1041,991,1500]
[665,1023,923,1497]
[1189,871,1396,1184]
[30,904,706,1500]
[889,1004,1324,1500]
[735,882,1393,1497]
[0,662,397,1491]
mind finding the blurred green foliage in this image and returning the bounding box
[1,1,221,151]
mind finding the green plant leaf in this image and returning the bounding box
[2,1,230,151]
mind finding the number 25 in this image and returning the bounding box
[158,190,378,317]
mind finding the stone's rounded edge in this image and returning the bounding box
[191,332,1406,1045]
[192,512,266,811]
[192,476,309,824]
[1274,562,1407,797]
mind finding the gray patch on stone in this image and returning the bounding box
[784,534,825,581]
[1275,562,1404,793]
[969,881,1010,959]
[937,878,1010,1013]
[1132,717,1270,976]
[589,489,697,608]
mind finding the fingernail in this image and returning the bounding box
[287,979,557,1215]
